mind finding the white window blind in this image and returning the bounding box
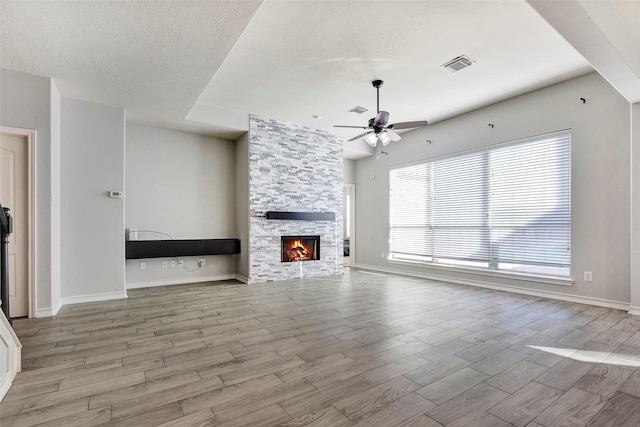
[433,152,489,263]
[389,130,571,277]
[389,163,432,262]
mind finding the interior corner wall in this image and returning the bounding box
[235,131,250,281]
[631,102,640,313]
[124,124,237,287]
[248,115,344,282]
[49,80,61,314]
[60,98,126,302]
[355,72,631,306]
[0,68,55,316]
[344,159,356,185]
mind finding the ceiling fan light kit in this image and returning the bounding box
[379,131,391,146]
[365,130,391,147]
[334,79,428,147]
[365,133,378,147]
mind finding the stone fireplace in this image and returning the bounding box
[242,115,344,282]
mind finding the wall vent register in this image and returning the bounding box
[442,55,474,73]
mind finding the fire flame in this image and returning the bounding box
[286,239,311,261]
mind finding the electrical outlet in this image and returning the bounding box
[584,271,593,282]
[171,260,176,268]
[161,261,168,269]
[178,259,184,268]
[198,258,206,267]
[140,261,146,270]
[380,252,385,258]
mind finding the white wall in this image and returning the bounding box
[355,72,631,306]
[60,98,126,302]
[125,124,237,287]
[0,68,57,315]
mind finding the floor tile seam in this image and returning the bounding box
[532,388,609,427]
[486,382,568,426]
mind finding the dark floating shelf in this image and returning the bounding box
[126,239,240,260]
[265,211,335,221]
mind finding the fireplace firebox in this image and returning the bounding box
[281,235,320,262]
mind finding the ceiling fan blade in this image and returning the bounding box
[389,120,428,130]
[388,130,401,142]
[348,130,373,142]
[374,111,390,126]
[334,125,369,129]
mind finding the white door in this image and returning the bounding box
[0,133,29,317]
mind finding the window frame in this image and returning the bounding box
[388,130,572,284]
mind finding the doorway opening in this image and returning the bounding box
[1,127,36,319]
[343,184,355,267]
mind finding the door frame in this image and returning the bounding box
[344,184,356,265]
[1,126,36,318]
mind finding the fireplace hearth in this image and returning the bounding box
[281,235,320,262]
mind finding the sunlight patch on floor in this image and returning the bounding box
[528,345,640,367]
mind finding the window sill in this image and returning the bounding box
[387,259,574,287]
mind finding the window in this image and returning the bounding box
[389,130,571,278]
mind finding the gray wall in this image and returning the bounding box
[344,159,356,184]
[248,115,343,282]
[631,102,640,312]
[235,131,250,281]
[49,81,61,312]
[0,68,57,315]
[354,72,631,305]
[60,98,126,301]
[124,124,237,287]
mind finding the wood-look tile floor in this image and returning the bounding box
[2,268,640,426]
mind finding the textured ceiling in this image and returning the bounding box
[0,0,261,137]
[1,1,636,159]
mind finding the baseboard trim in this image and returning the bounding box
[61,291,128,306]
[52,299,63,316]
[628,306,640,316]
[235,274,249,284]
[353,263,630,311]
[126,274,237,289]
[35,307,55,318]
[35,299,63,317]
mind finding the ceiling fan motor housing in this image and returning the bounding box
[374,111,390,126]
[333,78,427,143]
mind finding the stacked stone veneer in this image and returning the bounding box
[248,115,344,282]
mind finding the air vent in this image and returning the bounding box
[348,105,368,114]
[442,55,474,73]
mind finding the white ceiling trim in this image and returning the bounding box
[528,0,640,104]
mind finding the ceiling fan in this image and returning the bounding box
[334,80,428,147]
